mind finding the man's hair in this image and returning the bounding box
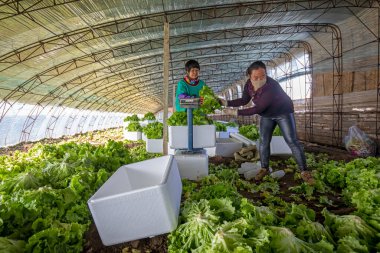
[185,60,200,72]
[246,61,267,76]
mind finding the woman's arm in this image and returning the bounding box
[227,82,251,107]
[237,86,273,116]
[176,81,191,98]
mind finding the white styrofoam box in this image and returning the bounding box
[270,136,292,155]
[205,138,243,157]
[88,155,182,246]
[204,147,215,157]
[174,149,208,180]
[123,131,142,141]
[215,138,243,157]
[142,133,147,141]
[169,125,216,149]
[216,131,230,138]
[238,161,261,174]
[168,143,175,155]
[230,132,256,146]
[146,139,163,153]
[227,126,239,133]
[244,169,260,180]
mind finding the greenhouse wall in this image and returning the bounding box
[0,103,126,148]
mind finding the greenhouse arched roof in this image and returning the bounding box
[0,0,379,144]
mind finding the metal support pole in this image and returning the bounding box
[187,108,194,151]
[163,21,170,155]
[173,84,176,112]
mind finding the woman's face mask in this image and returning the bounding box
[251,78,267,89]
[250,68,267,90]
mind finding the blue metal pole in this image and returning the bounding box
[187,108,193,151]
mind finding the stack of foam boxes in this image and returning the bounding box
[88,156,182,246]
[168,124,215,180]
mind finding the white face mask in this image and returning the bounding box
[252,78,267,90]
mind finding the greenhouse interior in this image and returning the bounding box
[0,0,380,252]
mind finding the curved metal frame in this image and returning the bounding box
[18,24,337,141]
[55,47,309,136]
[0,1,375,145]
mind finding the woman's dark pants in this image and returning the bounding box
[259,113,307,171]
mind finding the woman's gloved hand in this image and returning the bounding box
[218,98,228,107]
[223,108,238,117]
[199,96,204,105]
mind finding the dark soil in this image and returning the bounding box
[83,223,168,253]
[83,143,358,253]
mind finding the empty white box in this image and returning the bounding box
[146,138,163,153]
[124,131,142,141]
[88,155,182,246]
[227,126,239,133]
[174,149,208,180]
[216,131,230,138]
[169,125,216,149]
[205,138,243,157]
[217,138,243,157]
[230,132,256,146]
[270,136,292,155]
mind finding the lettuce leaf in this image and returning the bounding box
[239,125,259,141]
[142,122,163,139]
[168,199,218,252]
[322,208,378,247]
[142,112,156,120]
[126,122,142,132]
[199,86,222,114]
[295,218,335,244]
[0,237,25,253]
[124,114,139,121]
[336,235,368,253]
[193,218,254,253]
[268,226,333,253]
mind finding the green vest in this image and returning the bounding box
[175,79,206,112]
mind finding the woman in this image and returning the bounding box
[175,60,205,112]
[220,61,314,184]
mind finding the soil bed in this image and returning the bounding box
[83,144,357,253]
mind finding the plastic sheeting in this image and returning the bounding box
[0,0,379,145]
[0,101,126,147]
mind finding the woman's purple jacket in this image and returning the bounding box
[227,76,294,117]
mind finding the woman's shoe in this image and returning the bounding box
[301,171,315,185]
[255,168,269,181]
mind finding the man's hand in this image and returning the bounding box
[218,98,228,107]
